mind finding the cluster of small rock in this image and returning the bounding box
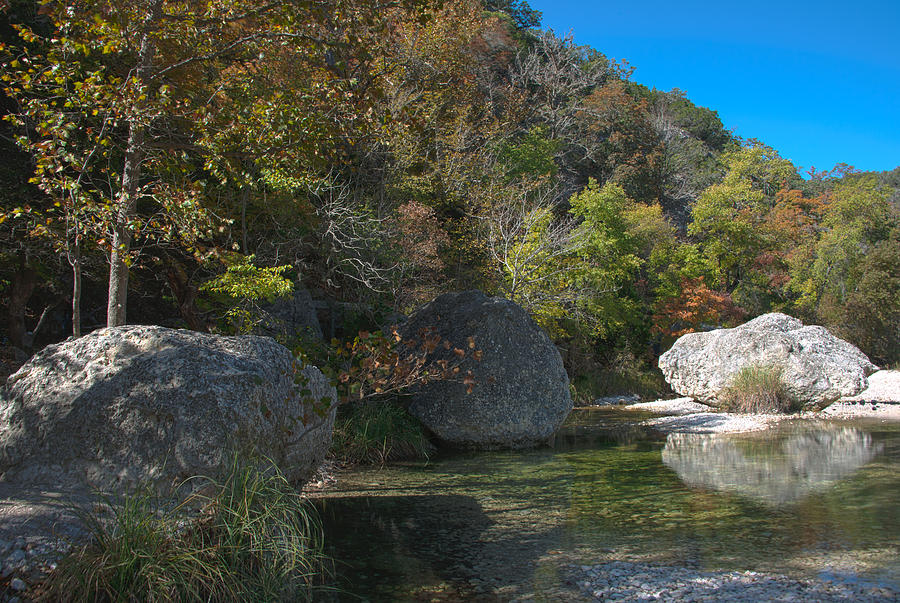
[590,394,642,407]
[571,561,897,602]
[1,536,71,601]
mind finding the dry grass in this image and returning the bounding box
[718,365,799,414]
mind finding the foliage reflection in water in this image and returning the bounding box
[314,409,900,601]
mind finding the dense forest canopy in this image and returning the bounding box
[1,0,897,385]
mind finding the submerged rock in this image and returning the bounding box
[0,325,336,491]
[398,290,572,449]
[658,313,877,410]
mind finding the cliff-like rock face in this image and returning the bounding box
[659,313,877,409]
[0,326,335,491]
[398,290,572,449]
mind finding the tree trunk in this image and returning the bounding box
[241,185,249,254]
[107,119,146,326]
[165,261,207,332]
[7,263,37,350]
[72,235,82,337]
[106,3,160,327]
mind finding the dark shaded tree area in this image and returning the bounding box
[1,0,897,387]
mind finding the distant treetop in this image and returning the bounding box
[483,0,542,29]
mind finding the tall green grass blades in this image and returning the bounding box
[332,399,433,465]
[42,458,325,602]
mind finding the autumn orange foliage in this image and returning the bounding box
[652,276,746,338]
[333,327,480,402]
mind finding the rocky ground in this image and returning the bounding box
[618,370,900,434]
[821,370,900,420]
[0,481,96,602]
[2,371,897,601]
[568,560,898,602]
[620,398,793,434]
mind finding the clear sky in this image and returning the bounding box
[528,0,900,175]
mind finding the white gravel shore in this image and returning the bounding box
[571,560,898,602]
[620,369,900,434]
[821,370,900,420]
[621,398,792,434]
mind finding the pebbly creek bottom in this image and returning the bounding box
[311,407,900,601]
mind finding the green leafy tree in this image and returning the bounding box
[200,254,293,334]
[567,181,647,341]
[792,177,898,341]
[689,143,799,313]
[3,0,435,331]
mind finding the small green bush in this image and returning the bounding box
[42,458,326,602]
[718,365,799,414]
[332,399,433,465]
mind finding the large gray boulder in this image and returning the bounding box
[658,313,878,409]
[398,290,572,449]
[0,326,336,491]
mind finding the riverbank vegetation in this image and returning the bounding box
[41,459,326,602]
[1,0,897,388]
[332,399,433,465]
[718,365,798,414]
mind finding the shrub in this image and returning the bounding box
[332,399,433,465]
[718,365,798,414]
[569,349,671,405]
[41,458,326,602]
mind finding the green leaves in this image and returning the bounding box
[200,254,294,334]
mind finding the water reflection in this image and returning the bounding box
[662,426,882,505]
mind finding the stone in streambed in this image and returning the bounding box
[398,290,571,449]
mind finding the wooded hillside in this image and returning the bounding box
[1,0,897,386]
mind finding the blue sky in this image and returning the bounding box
[528,0,900,175]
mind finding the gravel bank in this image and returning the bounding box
[571,560,898,602]
[640,411,789,433]
[821,370,900,420]
[622,397,711,415]
[623,370,900,433]
[622,397,792,435]
[0,481,98,601]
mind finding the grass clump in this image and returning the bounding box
[332,399,433,465]
[42,458,326,602]
[719,364,799,414]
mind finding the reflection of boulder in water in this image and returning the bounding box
[662,427,880,505]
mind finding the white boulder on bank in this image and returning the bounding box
[0,326,336,491]
[658,313,878,410]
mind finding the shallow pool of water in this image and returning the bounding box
[314,409,900,601]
